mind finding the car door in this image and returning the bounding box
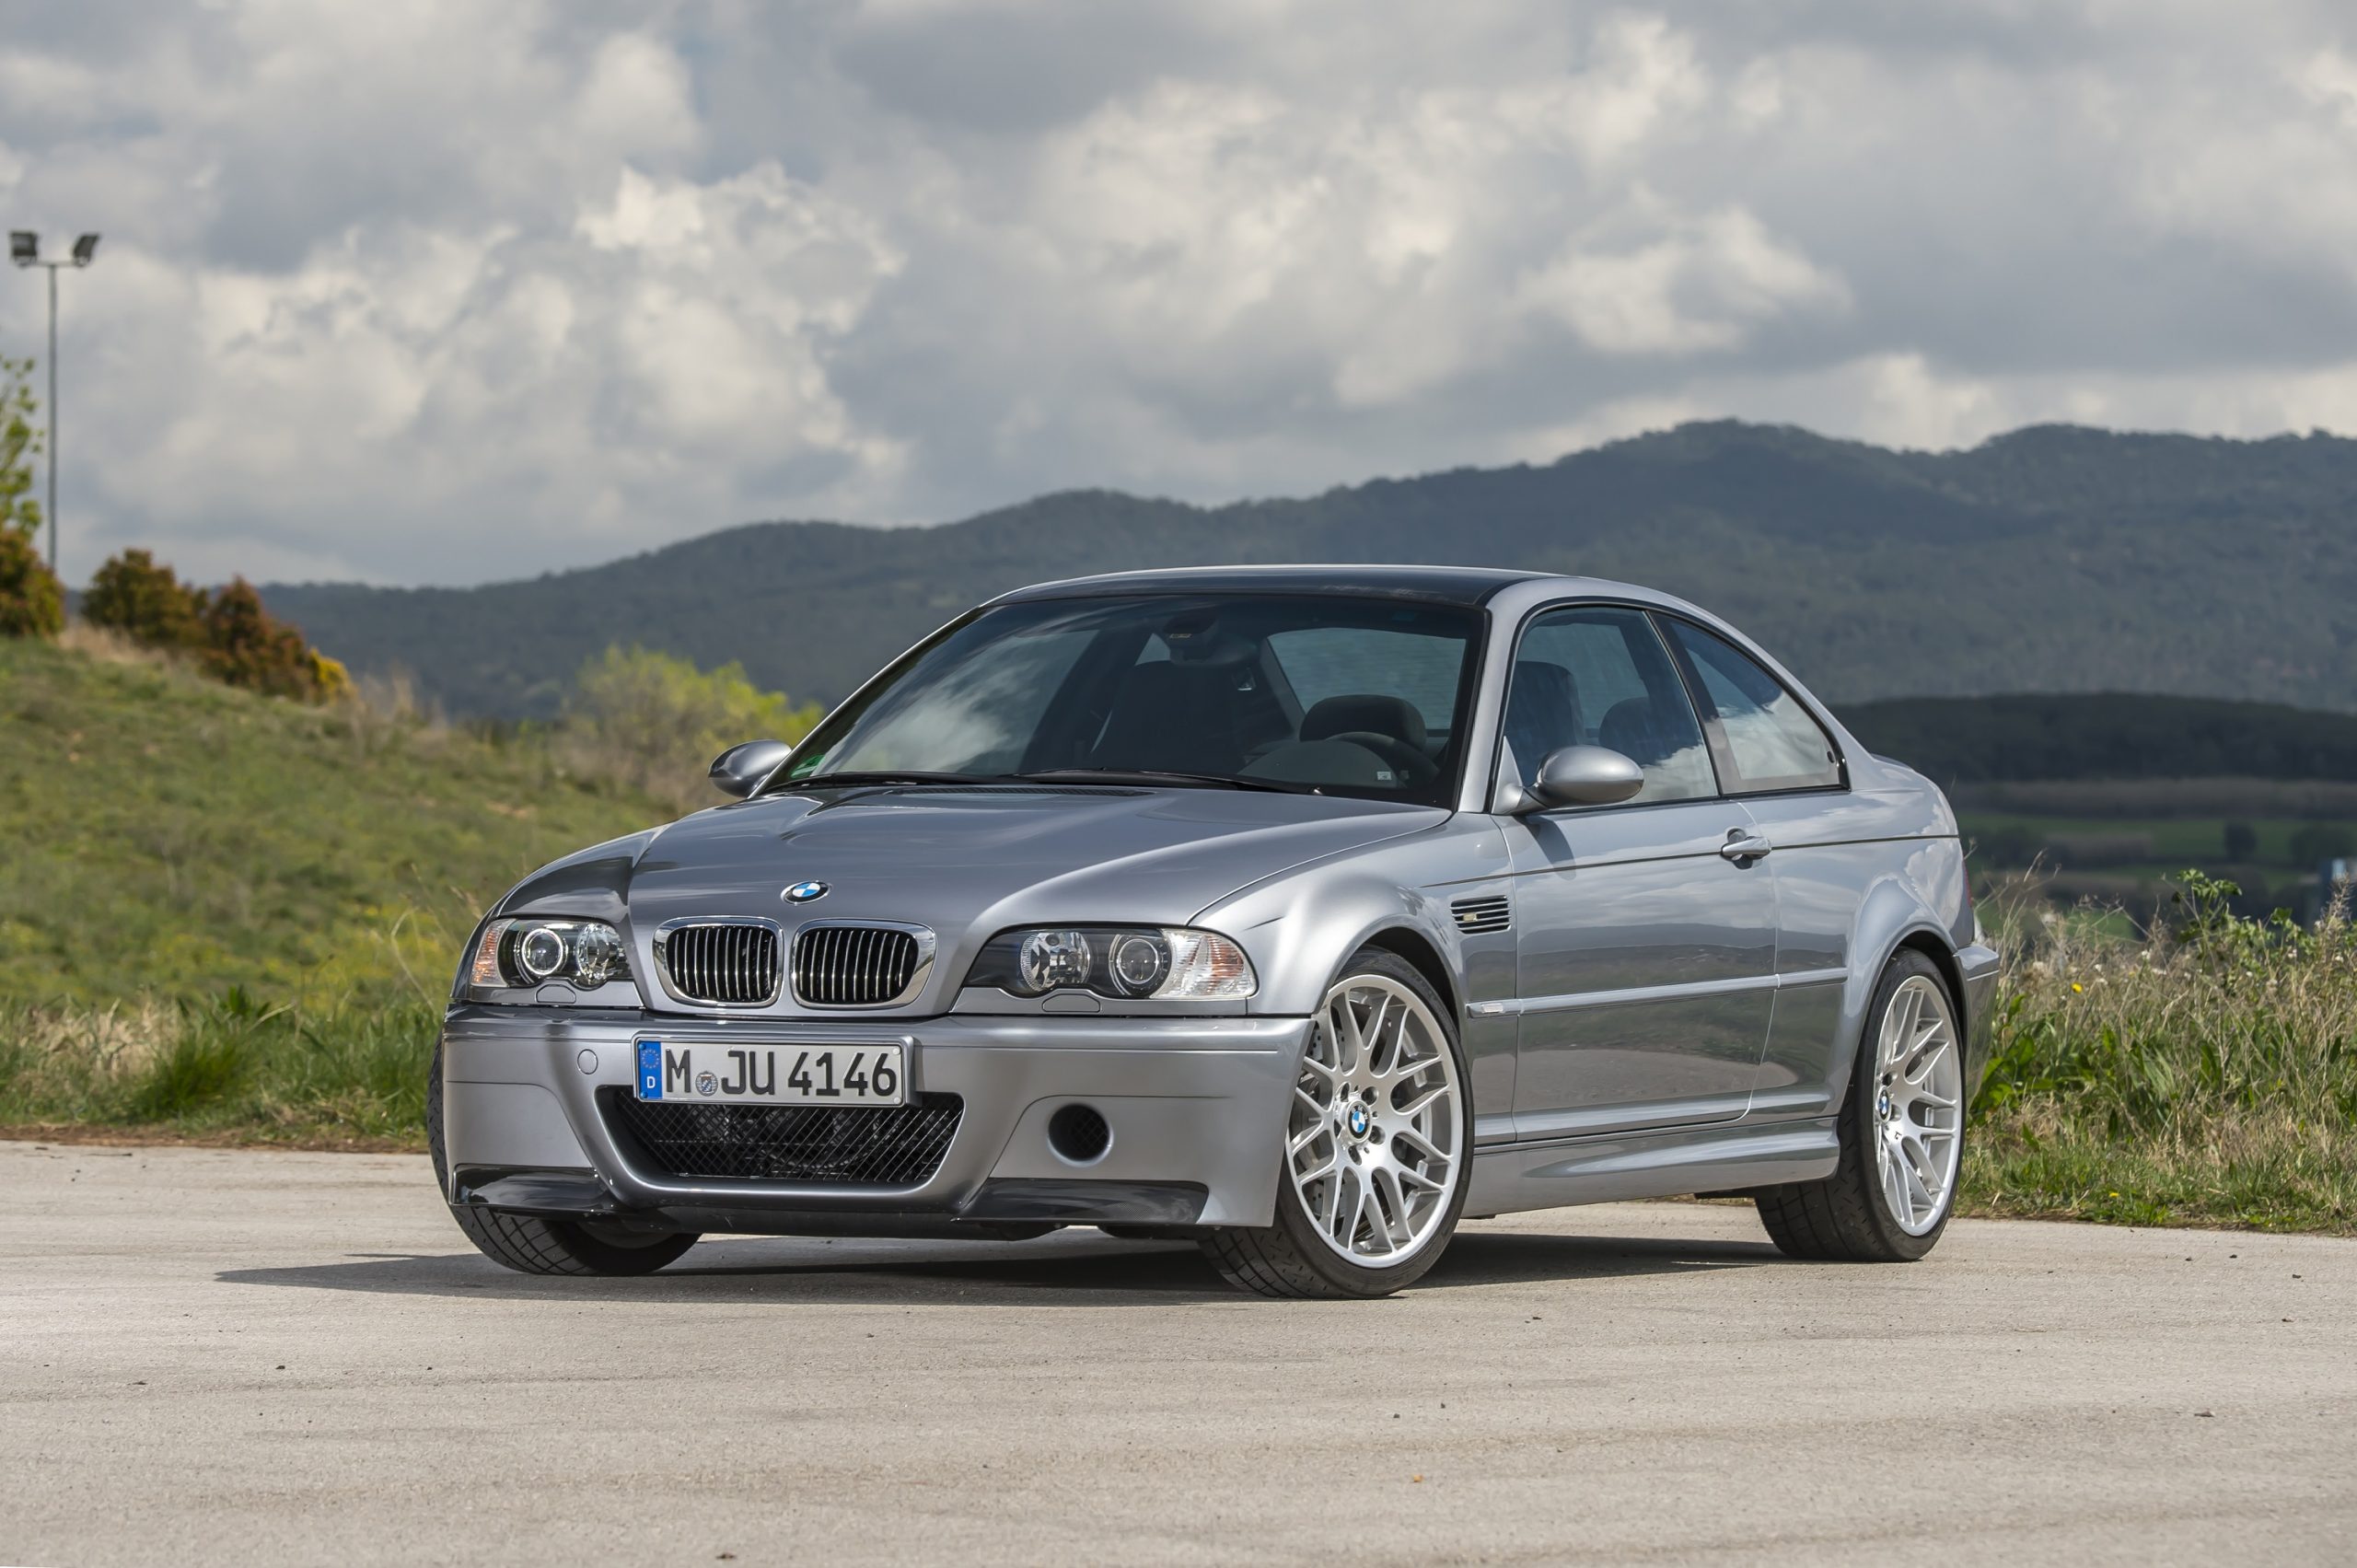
[1655,616,1853,1121]
[1499,605,1779,1141]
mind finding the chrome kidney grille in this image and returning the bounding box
[658,923,781,1006]
[792,923,930,1007]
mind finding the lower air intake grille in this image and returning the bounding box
[603,1090,964,1186]
[793,924,925,1006]
[660,923,781,1005]
[1451,894,1512,935]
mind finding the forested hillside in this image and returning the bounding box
[269,420,2357,717]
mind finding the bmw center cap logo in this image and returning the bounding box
[784,880,829,903]
[1347,1103,1372,1138]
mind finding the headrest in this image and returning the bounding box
[1300,693,1428,749]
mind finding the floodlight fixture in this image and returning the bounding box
[72,233,99,266]
[8,231,34,266]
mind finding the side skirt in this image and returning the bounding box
[1467,1117,1839,1216]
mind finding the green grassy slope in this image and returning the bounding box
[269,420,2357,717]
[0,639,667,1005]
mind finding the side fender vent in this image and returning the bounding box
[1451,894,1512,935]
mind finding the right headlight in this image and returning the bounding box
[466,917,632,993]
[966,925,1258,1001]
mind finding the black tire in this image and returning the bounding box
[426,1041,699,1277]
[1201,948,1473,1299]
[1753,949,1961,1262]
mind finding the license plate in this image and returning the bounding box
[633,1040,906,1107]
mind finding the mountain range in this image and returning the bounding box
[267,420,2357,718]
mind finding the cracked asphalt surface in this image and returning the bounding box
[2,1140,2351,1566]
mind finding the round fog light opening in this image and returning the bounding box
[517,925,569,981]
[1048,1103,1112,1165]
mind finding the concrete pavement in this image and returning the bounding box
[1,1139,2350,1566]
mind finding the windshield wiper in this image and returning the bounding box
[1016,769,1315,795]
[780,770,1023,790]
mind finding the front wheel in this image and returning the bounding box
[1754,950,1966,1262]
[426,1042,700,1277]
[1201,949,1472,1298]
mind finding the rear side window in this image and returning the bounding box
[1506,607,1714,805]
[1660,619,1843,793]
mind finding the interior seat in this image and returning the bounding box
[1299,694,1427,752]
[1504,660,1580,777]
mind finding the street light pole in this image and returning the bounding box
[9,230,100,577]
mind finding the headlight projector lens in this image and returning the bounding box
[1109,933,1170,995]
[517,925,570,981]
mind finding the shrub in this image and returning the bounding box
[564,645,823,812]
[81,552,344,703]
[200,577,335,699]
[84,548,210,649]
[0,526,64,637]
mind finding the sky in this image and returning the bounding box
[8,1,2357,587]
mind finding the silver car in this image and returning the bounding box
[430,565,1997,1297]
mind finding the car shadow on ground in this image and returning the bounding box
[216,1224,1784,1306]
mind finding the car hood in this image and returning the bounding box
[498,784,1446,1011]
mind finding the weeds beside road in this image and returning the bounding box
[1967,873,2354,1233]
[4,872,2349,1234]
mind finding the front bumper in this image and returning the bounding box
[438,1005,1308,1233]
[1956,940,2003,1094]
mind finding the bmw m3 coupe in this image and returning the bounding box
[430,565,1996,1297]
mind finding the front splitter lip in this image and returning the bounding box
[439,1005,1310,1226]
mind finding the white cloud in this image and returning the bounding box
[3,1,2357,585]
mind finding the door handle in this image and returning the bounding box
[1720,830,1773,862]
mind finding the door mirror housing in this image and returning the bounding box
[1520,745,1645,810]
[708,738,794,798]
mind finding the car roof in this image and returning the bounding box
[991,563,1570,608]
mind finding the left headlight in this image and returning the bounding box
[468,918,632,992]
[966,925,1257,1001]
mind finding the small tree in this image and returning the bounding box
[85,548,210,650]
[0,527,64,637]
[2222,820,2258,863]
[0,356,62,638]
[1,354,40,539]
[202,577,331,700]
[566,645,823,809]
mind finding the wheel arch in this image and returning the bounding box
[1355,923,1462,1021]
[1828,873,1969,1107]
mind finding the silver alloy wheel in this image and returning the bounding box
[1288,972,1464,1267]
[1873,975,1964,1236]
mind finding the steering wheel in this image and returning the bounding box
[1326,730,1439,785]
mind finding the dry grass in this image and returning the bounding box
[54,619,172,669]
[0,987,437,1144]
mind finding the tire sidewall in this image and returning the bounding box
[1269,948,1475,1295]
[1851,950,1961,1260]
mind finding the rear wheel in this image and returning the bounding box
[1754,950,1964,1262]
[1201,949,1471,1298]
[426,1042,699,1276]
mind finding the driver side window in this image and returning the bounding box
[1505,608,1715,806]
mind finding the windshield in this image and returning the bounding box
[777,593,1484,807]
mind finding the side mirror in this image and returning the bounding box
[708,738,794,798]
[1520,745,1644,810]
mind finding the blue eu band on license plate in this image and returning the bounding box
[637,1040,665,1099]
